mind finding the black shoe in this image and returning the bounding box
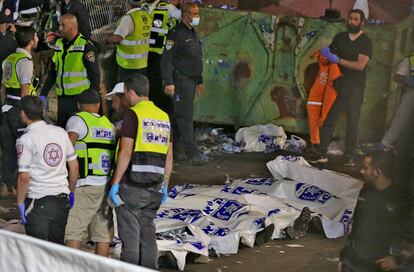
[293,207,312,237]
[284,226,300,240]
[188,153,208,166]
[308,216,324,235]
[254,223,275,246]
[158,251,178,269]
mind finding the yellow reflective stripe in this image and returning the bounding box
[57,71,88,77]
[151,27,168,34]
[120,39,151,46]
[117,51,148,60]
[131,165,165,174]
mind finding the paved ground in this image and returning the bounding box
[1,150,358,271]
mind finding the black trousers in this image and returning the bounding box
[319,84,365,156]
[57,95,80,128]
[148,52,172,115]
[172,73,200,157]
[119,67,147,82]
[25,194,70,245]
[0,106,24,187]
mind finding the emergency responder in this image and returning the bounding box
[108,75,173,269]
[161,2,208,165]
[65,89,115,256]
[147,0,181,114]
[0,26,38,196]
[105,0,152,81]
[61,0,92,39]
[105,82,128,134]
[0,13,17,87]
[16,96,79,244]
[40,14,100,128]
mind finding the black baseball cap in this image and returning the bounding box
[78,89,101,104]
[0,13,13,24]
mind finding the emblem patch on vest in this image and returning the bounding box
[90,128,114,140]
[142,118,170,145]
[4,62,12,80]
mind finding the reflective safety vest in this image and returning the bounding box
[149,1,171,55]
[53,35,90,96]
[116,8,152,69]
[128,101,170,185]
[75,112,116,180]
[409,55,414,77]
[3,51,36,104]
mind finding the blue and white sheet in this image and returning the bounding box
[155,156,364,270]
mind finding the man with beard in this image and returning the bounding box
[310,9,372,167]
[338,151,401,271]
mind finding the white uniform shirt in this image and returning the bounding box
[16,121,77,199]
[66,113,114,187]
[148,0,181,20]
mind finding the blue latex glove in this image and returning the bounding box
[69,192,75,209]
[320,47,340,63]
[109,184,123,207]
[320,47,331,57]
[39,96,47,111]
[18,203,26,225]
[160,185,168,205]
[404,76,414,88]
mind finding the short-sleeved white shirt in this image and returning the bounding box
[16,121,77,199]
[66,113,114,187]
[148,1,181,20]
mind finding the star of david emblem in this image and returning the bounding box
[43,143,63,167]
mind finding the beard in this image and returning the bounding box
[347,24,361,34]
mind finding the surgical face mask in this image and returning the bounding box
[190,17,200,27]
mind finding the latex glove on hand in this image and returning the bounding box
[39,96,47,111]
[108,184,124,208]
[320,47,340,64]
[18,203,26,225]
[160,185,168,205]
[69,192,75,209]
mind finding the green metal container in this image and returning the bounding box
[194,8,414,141]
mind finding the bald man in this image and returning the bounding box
[40,14,100,128]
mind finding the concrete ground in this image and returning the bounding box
[0,151,356,271]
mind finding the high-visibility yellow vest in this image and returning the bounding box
[128,101,170,185]
[116,8,152,69]
[53,34,90,96]
[409,55,414,77]
[3,51,36,103]
[75,112,116,179]
[149,1,171,55]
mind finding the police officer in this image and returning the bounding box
[61,0,92,39]
[0,26,38,196]
[147,0,181,114]
[0,13,17,87]
[161,2,207,165]
[108,75,173,269]
[65,89,115,256]
[40,14,100,128]
[16,96,79,244]
[105,0,151,81]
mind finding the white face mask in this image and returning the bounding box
[190,17,200,27]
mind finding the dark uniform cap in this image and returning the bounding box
[0,13,13,24]
[78,89,101,104]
